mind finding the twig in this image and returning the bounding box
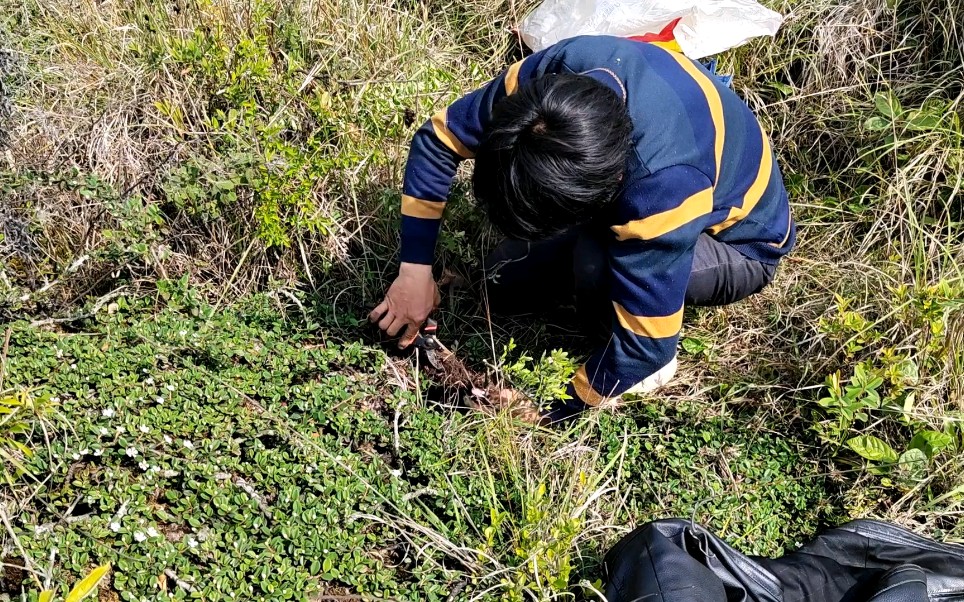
[111,500,129,524]
[401,487,440,502]
[30,494,90,536]
[214,236,259,312]
[234,477,273,519]
[311,594,384,602]
[393,399,406,454]
[445,579,467,602]
[214,472,273,519]
[274,288,308,321]
[16,255,89,304]
[0,503,43,590]
[32,513,93,535]
[28,287,127,327]
[0,327,10,390]
[163,569,196,593]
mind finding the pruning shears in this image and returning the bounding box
[413,318,448,369]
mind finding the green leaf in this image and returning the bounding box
[897,448,928,482]
[864,116,890,131]
[322,557,333,573]
[846,435,899,463]
[681,337,707,355]
[909,430,954,458]
[906,109,941,131]
[39,591,54,602]
[65,564,111,602]
[769,81,794,96]
[874,91,901,118]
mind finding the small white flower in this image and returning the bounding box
[178,330,186,337]
[138,460,149,470]
[139,425,150,433]
[110,522,121,532]
[100,427,109,435]
[147,526,159,538]
[146,377,155,385]
[102,408,115,418]
[306,465,313,474]
[71,453,81,460]
[126,447,138,457]
[51,396,60,403]
[187,537,198,549]
[182,439,194,449]
[166,384,175,391]
[115,426,124,434]
[163,435,172,444]
[80,448,89,455]
[94,449,103,457]
[150,465,160,473]
[56,348,64,358]
[156,396,164,404]
[134,531,146,542]
[70,363,77,370]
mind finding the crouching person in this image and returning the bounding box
[370,35,795,422]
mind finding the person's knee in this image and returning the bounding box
[757,261,779,291]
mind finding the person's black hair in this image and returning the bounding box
[473,73,632,241]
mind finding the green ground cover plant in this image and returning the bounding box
[1,0,962,599]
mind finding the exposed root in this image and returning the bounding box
[420,347,543,425]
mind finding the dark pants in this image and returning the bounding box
[482,228,777,334]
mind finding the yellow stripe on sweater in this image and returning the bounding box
[401,195,446,220]
[431,110,474,159]
[572,365,609,407]
[709,126,773,234]
[658,48,725,183]
[504,59,525,95]
[611,188,713,241]
[614,303,684,339]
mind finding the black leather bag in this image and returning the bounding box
[603,519,964,602]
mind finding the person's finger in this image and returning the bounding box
[369,300,389,323]
[386,317,407,337]
[377,310,396,331]
[397,322,420,349]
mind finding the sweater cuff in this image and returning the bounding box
[399,216,442,265]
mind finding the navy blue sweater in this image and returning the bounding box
[399,35,795,408]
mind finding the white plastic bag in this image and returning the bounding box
[518,0,784,59]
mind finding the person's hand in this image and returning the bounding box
[369,262,440,348]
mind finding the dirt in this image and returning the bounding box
[0,555,25,594]
[424,347,543,424]
[99,578,120,602]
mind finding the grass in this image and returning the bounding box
[1,286,836,600]
[1,0,963,599]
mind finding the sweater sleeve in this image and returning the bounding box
[399,56,544,264]
[551,164,713,419]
